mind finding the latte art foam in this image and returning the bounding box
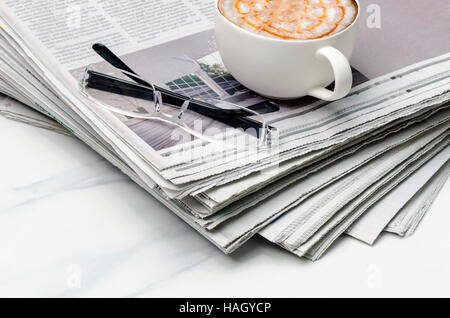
[219,0,358,40]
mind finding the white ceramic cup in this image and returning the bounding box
[215,0,360,101]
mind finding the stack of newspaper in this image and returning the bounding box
[0,1,448,261]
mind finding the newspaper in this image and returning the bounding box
[303,140,448,261]
[182,56,450,219]
[353,0,450,78]
[202,114,450,253]
[346,148,450,245]
[260,127,449,254]
[189,108,450,228]
[0,0,448,259]
[261,138,449,260]
[385,163,450,237]
[0,94,70,136]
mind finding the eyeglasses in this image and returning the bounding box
[79,43,280,151]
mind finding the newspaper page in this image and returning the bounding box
[385,163,450,237]
[261,133,449,259]
[346,147,450,245]
[304,140,449,261]
[1,0,449,194]
[0,94,70,135]
[259,121,450,246]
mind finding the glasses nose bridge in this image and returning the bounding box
[177,100,191,121]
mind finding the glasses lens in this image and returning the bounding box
[77,62,272,152]
[79,62,169,119]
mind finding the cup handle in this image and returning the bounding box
[308,46,353,101]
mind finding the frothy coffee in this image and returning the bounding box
[218,0,358,40]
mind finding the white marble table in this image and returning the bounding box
[0,116,449,297]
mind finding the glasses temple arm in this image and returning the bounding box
[92,43,149,87]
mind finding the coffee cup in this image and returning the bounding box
[215,0,360,101]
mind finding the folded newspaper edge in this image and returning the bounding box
[385,163,450,237]
[346,148,450,245]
